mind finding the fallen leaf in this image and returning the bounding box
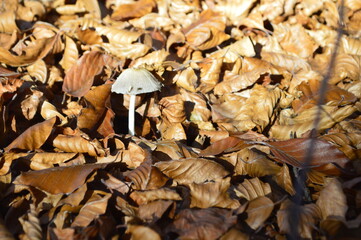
[62,51,107,97]
[316,178,348,220]
[188,177,240,209]
[245,196,274,230]
[71,193,111,227]
[53,135,106,157]
[235,178,272,201]
[14,163,106,194]
[155,158,229,185]
[168,208,236,240]
[111,0,156,20]
[5,117,56,151]
[265,138,350,173]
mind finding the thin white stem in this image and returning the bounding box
[128,94,136,135]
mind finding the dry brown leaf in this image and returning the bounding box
[327,54,361,84]
[155,158,229,185]
[210,37,256,62]
[102,42,150,60]
[235,178,272,201]
[96,108,115,138]
[266,138,350,174]
[234,85,282,132]
[188,177,240,209]
[200,136,247,156]
[168,208,236,240]
[5,117,56,151]
[95,26,142,45]
[125,162,169,190]
[270,105,357,140]
[159,94,186,123]
[138,200,174,223]
[130,188,182,205]
[220,228,249,240]
[158,120,187,141]
[0,152,28,175]
[182,9,229,50]
[62,51,107,97]
[173,67,198,93]
[19,204,42,240]
[214,0,257,25]
[40,101,67,125]
[121,142,147,168]
[274,23,318,58]
[14,163,106,194]
[292,79,357,113]
[274,164,296,195]
[277,200,322,239]
[111,0,156,20]
[198,57,223,93]
[230,148,281,177]
[320,133,361,160]
[245,196,274,230]
[130,49,169,69]
[29,152,77,170]
[77,84,111,133]
[180,89,211,122]
[214,58,279,95]
[101,173,130,195]
[126,225,161,240]
[53,135,106,157]
[71,193,111,227]
[316,178,348,220]
[20,88,44,120]
[59,35,79,73]
[0,34,59,66]
[25,60,47,83]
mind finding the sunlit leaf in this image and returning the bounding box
[245,196,274,230]
[14,163,106,194]
[235,178,271,201]
[188,177,240,209]
[129,188,182,205]
[111,0,156,20]
[71,193,111,227]
[5,117,56,151]
[155,158,229,185]
[59,35,78,73]
[0,34,59,66]
[125,162,169,190]
[53,135,106,157]
[126,225,161,240]
[77,84,111,134]
[62,51,106,97]
[316,178,348,220]
[182,9,229,50]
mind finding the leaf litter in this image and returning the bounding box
[0,0,361,239]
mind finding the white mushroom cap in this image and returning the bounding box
[111,68,162,95]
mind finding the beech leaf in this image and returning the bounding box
[14,163,106,194]
[5,117,56,151]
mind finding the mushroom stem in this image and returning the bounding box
[128,94,136,135]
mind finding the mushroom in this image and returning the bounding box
[111,68,162,135]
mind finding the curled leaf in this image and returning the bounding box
[155,158,229,185]
[53,135,106,157]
